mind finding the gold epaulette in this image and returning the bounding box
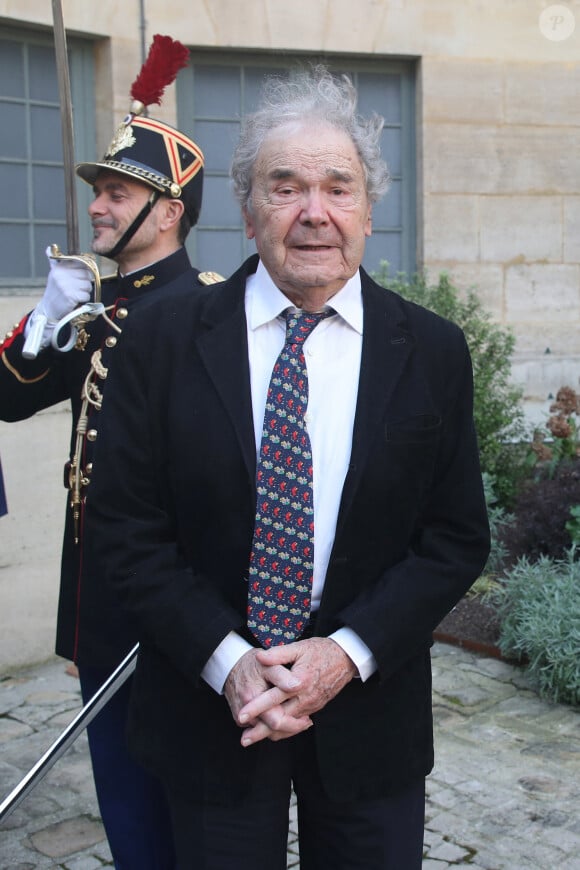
[198,271,225,286]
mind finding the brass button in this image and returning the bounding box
[86,462,93,474]
[105,336,117,348]
[116,307,128,320]
[6,330,13,338]
[87,429,98,442]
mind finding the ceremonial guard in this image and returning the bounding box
[0,35,221,868]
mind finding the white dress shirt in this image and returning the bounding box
[201,261,377,692]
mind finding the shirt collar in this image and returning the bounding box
[246,259,363,334]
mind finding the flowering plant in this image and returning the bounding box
[530,386,580,476]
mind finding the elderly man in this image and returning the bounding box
[0,41,221,865]
[87,66,490,869]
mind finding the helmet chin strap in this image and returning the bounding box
[104,190,161,261]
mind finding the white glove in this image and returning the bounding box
[37,245,93,322]
[25,246,93,353]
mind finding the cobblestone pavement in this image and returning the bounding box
[1,642,579,868]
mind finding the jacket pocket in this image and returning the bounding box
[385,414,442,444]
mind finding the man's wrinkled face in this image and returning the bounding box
[243,122,372,300]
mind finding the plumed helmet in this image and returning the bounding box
[76,114,204,224]
[76,35,203,225]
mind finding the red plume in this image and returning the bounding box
[130,34,190,108]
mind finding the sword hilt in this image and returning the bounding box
[48,244,102,304]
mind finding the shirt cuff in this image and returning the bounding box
[330,627,377,682]
[201,631,254,694]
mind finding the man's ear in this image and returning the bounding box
[243,205,256,240]
[162,198,185,231]
[365,204,373,238]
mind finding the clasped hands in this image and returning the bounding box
[224,637,357,747]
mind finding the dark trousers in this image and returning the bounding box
[79,667,176,870]
[165,727,425,870]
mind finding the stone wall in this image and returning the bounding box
[421,55,580,417]
[0,296,68,670]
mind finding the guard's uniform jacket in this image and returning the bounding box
[0,247,217,668]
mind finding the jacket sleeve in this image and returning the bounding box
[338,328,491,681]
[0,314,69,421]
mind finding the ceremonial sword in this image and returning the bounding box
[0,644,138,825]
[23,0,83,359]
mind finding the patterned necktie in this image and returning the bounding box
[247,308,333,647]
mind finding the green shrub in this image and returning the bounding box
[566,504,580,545]
[373,266,527,507]
[482,472,513,576]
[493,551,580,706]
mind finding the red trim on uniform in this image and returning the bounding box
[167,137,202,187]
[73,500,85,663]
[131,117,204,187]
[0,314,28,352]
[133,117,204,163]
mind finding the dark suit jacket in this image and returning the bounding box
[87,254,490,802]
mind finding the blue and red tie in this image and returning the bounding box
[247,308,333,647]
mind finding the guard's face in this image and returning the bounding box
[88,171,159,259]
[243,122,372,301]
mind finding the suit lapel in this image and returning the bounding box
[194,262,416,524]
[195,262,257,481]
[335,272,415,532]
